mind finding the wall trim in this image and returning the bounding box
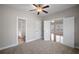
[0,44,18,50]
[0,38,41,50]
[26,38,41,43]
[75,46,79,49]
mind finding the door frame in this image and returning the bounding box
[50,18,63,42]
[44,20,51,41]
[16,16,26,45]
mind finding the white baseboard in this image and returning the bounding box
[0,44,18,50]
[0,38,41,50]
[26,38,41,43]
[75,46,79,49]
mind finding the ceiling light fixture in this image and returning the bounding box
[30,4,49,15]
[36,7,42,12]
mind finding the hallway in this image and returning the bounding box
[0,40,79,54]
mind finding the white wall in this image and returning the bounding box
[75,17,79,48]
[0,6,3,48]
[63,17,75,48]
[26,13,42,42]
[0,5,42,50]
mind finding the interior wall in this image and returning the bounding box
[75,14,79,48]
[0,5,42,50]
[43,5,79,48]
[0,6,3,48]
[63,17,75,48]
[26,14,42,42]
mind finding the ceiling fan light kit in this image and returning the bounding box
[30,4,49,15]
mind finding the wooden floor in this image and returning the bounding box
[0,39,79,54]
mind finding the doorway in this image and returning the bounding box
[17,17,26,44]
[44,17,75,48]
[50,20,63,43]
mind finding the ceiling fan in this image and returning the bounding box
[30,4,49,15]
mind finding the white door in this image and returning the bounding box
[44,21,50,40]
[63,17,75,48]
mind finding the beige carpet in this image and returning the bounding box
[0,40,79,54]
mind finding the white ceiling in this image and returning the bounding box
[4,4,76,17]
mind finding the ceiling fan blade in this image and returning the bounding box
[43,10,48,13]
[29,9,36,11]
[38,4,41,7]
[43,5,49,9]
[33,4,37,7]
[37,12,40,15]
